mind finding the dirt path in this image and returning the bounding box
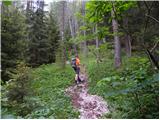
[65,65,109,119]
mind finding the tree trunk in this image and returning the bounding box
[93,24,101,63]
[82,33,87,57]
[95,24,99,49]
[69,17,77,55]
[74,11,79,56]
[125,35,131,57]
[60,1,66,68]
[82,0,87,57]
[111,5,121,68]
[103,38,106,43]
[124,17,131,57]
[69,18,74,38]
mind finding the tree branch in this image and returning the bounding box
[145,14,159,23]
[144,1,149,11]
[110,1,134,42]
[143,1,154,34]
[150,41,159,53]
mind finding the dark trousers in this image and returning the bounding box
[73,66,81,81]
[73,66,80,74]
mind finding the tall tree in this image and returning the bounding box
[81,0,88,57]
[111,2,121,68]
[68,3,77,56]
[1,2,27,82]
[123,17,131,57]
[58,1,67,68]
[27,0,51,66]
[47,3,60,63]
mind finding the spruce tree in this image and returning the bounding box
[27,1,60,66]
[27,7,50,66]
[1,2,27,82]
[47,5,60,63]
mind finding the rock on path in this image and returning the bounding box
[65,67,109,119]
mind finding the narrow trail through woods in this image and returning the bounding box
[65,65,109,119]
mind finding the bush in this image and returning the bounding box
[1,63,79,119]
[1,62,33,118]
[86,56,159,119]
[24,63,79,119]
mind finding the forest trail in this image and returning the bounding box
[65,65,109,119]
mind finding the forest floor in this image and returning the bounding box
[65,65,109,119]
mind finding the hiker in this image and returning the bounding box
[71,55,81,84]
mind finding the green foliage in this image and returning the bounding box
[2,63,79,118]
[7,62,31,102]
[86,1,136,23]
[55,41,66,68]
[47,8,60,63]
[27,8,50,66]
[87,42,114,62]
[99,42,114,59]
[86,1,108,23]
[26,4,60,67]
[1,62,32,118]
[3,1,12,6]
[1,3,27,82]
[87,55,158,119]
[1,1,159,119]
[24,64,79,118]
[73,1,137,48]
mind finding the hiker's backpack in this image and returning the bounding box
[71,58,76,68]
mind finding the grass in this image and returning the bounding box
[2,51,158,119]
[82,52,158,119]
[24,63,79,119]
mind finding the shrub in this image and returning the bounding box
[86,56,158,119]
[1,63,79,119]
[24,64,79,119]
[1,62,33,118]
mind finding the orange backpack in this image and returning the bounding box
[76,58,80,66]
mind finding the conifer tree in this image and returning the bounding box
[1,2,27,82]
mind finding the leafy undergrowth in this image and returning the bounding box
[85,55,159,119]
[1,63,79,119]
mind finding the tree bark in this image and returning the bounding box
[95,24,99,49]
[81,0,87,57]
[60,1,66,68]
[69,15,77,56]
[103,38,106,43]
[93,24,101,63]
[125,35,131,57]
[111,4,121,68]
[124,17,131,57]
[69,18,74,38]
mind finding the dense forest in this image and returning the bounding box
[1,0,159,119]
